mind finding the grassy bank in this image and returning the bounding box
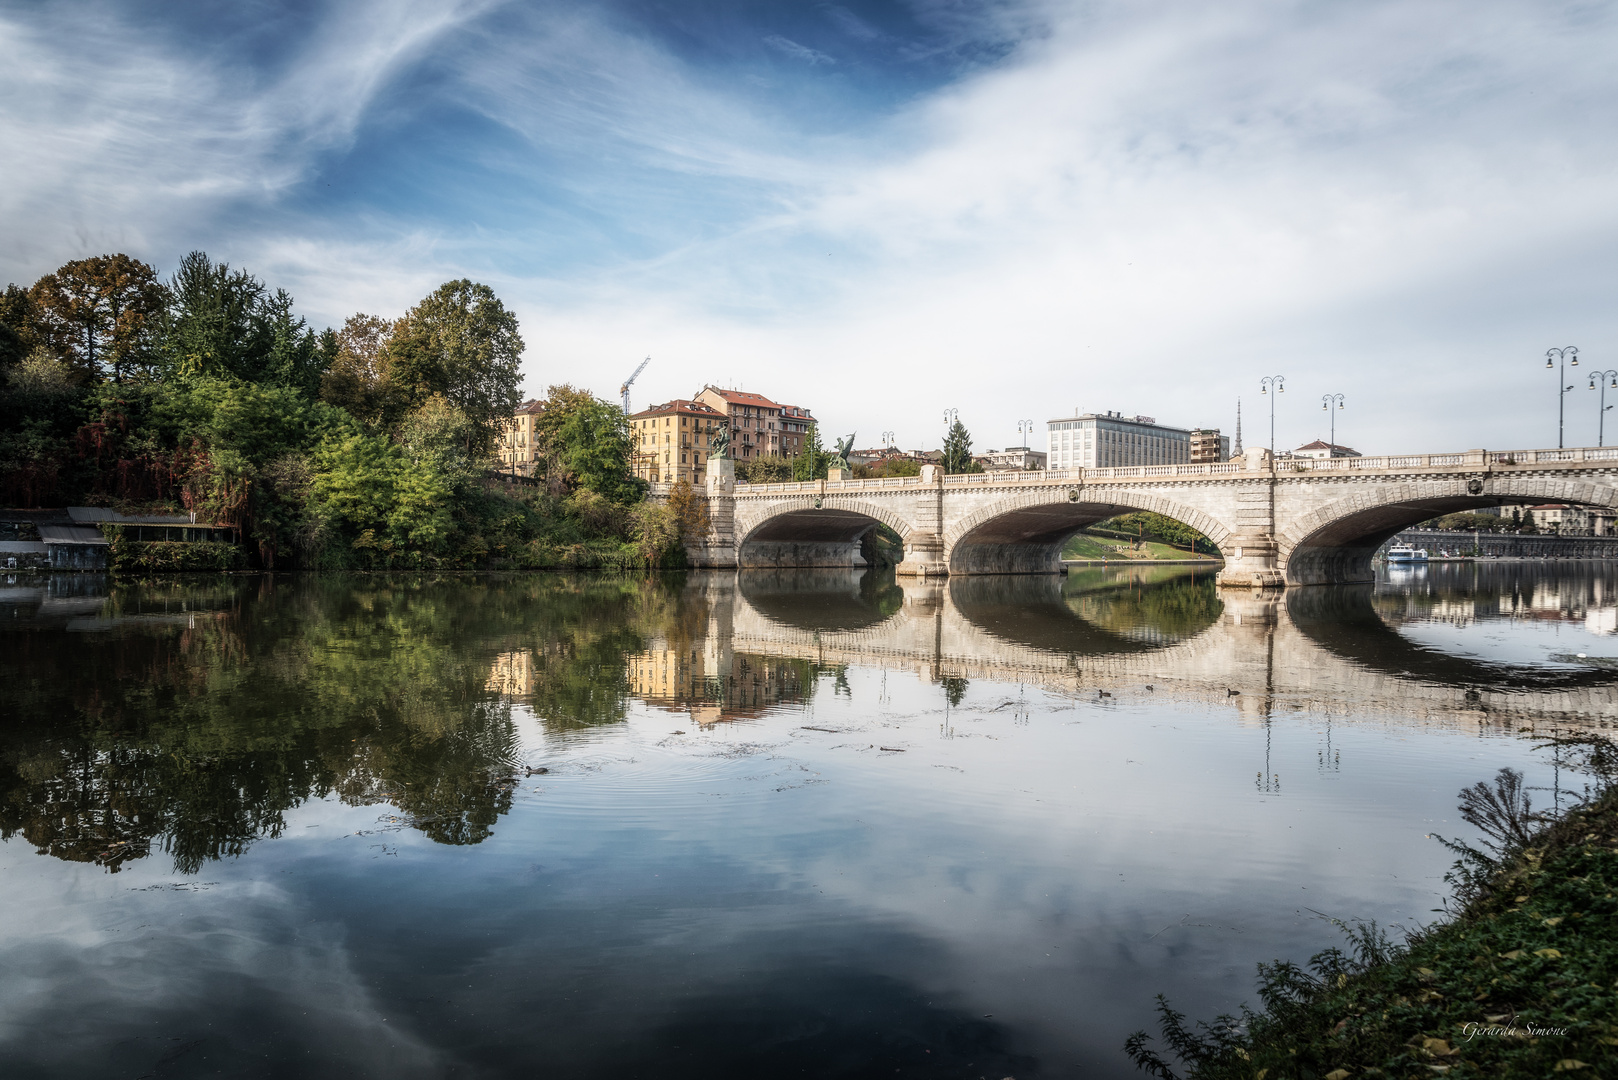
[1063,532,1218,561]
[1128,737,1618,1078]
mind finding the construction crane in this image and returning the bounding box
[620,356,650,414]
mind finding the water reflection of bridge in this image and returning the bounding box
[632,567,1618,731]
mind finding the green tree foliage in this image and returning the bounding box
[1423,512,1508,532]
[943,419,977,474]
[313,433,453,561]
[1092,511,1218,555]
[736,454,794,483]
[854,456,921,479]
[160,251,331,393]
[0,282,44,372]
[0,349,85,505]
[28,254,166,384]
[793,422,832,481]
[1,249,673,571]
[394,280,524,455]
[319,313,395,427]
[534,384,640,502]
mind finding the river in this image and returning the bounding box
[2,562,1615,1078]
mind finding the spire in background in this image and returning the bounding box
[1233,398,1243,458]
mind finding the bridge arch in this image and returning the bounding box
[734,494,914,569]
[1279,474,1618,585]
[943,488,1235,575]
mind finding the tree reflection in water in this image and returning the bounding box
[0,574,687,873]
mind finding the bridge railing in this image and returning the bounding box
[721,446,1618,493]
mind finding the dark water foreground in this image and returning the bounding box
[2,563,1616,1079]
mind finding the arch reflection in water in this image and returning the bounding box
[695,565,1618,730]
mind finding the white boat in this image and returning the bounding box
[1385,543,1429,563]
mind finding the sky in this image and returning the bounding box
[4,0,1618,454]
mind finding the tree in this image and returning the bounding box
[258,287,334,398]
[533,384,639,502]
[320,313,394,424]
[154,251,331,393]
[395,280,524,455]
[667,478,710,544]
[1519,509,1537,535]
[160,251,264,381]
[0,283,42,372]
[29,254,165,383]
[736,454,793,483]
[313,432,453,559]
[794,422,829,481]
[943,419,976,474]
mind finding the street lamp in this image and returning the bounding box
[881,430,895,449]
[1545,346,1579,449]
[1320,393,1345,454]
[1016,418,1033,447]
[1588,370,1618,447]
[1259,375,1285,457]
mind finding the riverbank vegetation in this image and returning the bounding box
[1126,733,1618,1079]
[1,252,687,569]
[1061,511,1220,560]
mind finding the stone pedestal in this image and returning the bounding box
[827,466,850,481]
[705,455,735,493]
[685,456,738,568]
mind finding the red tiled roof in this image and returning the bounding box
[514,399,546,415]
[701,386,782,409]
[631,398,724,420]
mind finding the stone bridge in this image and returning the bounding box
[660,445,1618,587]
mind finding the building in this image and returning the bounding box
[977,446,1048,471]
[497,399,546,473]
[1189,428,1231,464]
[848,447,906,467]
[630,399,725,486]
[1045,412,1207,469]
[1294,440,1361,460]
[1524,504,1618,536]
[693,387,816,461]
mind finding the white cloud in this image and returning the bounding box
[0,0,484,271]
[503,0,1618,452]
[6,0,1618,453]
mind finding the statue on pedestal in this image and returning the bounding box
[709,423,730,459]
[831,433,856,473]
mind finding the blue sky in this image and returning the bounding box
[5,0,1618,453]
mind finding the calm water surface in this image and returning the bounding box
[2,562,1616,1079]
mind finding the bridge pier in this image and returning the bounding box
[1214,452,1285,589]
[895,466,950,577]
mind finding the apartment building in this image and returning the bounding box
[1189,428,1232,464]
[1046,411,1210,469]
[629,399,725,486]
[497,399,547,473]
[693,386,816,461]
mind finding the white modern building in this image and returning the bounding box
[1046,412,1225,469]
